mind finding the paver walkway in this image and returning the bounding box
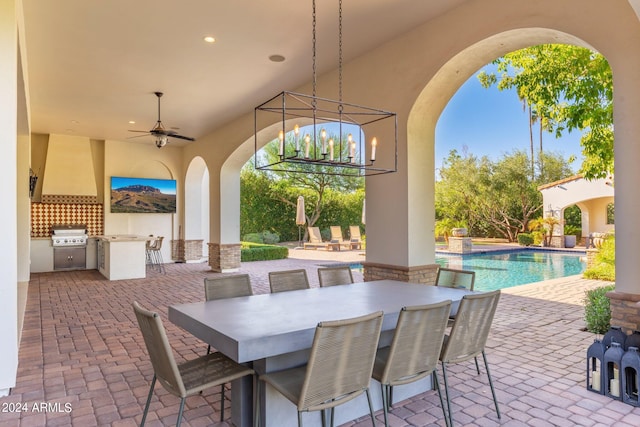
[1,250,639,426]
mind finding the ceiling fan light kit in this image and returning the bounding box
[254,0,397,177]
[128,91,195,148]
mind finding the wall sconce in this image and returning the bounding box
[29,168,38,199]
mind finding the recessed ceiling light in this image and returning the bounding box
[128,120,136,124]
[204,36,216,43]
[269,54,286,63]
[70,120,79,124]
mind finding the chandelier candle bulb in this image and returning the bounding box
[278,130,284,156]
[294,125,300,151]
[321,129,327,155]
[329,139,334,161]
[350,141,356,162]
[371,137,377,161]
[304,134,311,158]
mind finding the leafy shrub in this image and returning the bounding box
[583,235,615,281]
[240,242,288,261]
[261,230,280,244]
[243,233,264,244]
[564,225,582,239]
[517,233,534,246]
[583,285,616,334]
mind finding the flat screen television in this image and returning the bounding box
[110,176,177,213]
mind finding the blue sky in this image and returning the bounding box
[111,176,177,195]
[435,67,584,173]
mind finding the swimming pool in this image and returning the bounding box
[436,249,586,291]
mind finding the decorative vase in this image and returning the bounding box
[451,228,468,237]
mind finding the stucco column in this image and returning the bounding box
[0,0,19,395]
[207,157,242,272]
[605,41,640,331]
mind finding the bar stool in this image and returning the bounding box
[146,236,165,274]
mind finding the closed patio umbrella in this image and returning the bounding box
[296,196,306,247]
[362,198,366,225]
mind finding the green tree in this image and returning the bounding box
[478,44,613,179]
[436,149,573,242]
[258,131,364,239]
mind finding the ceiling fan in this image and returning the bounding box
[128,92,195,148]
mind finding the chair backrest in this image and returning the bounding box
[269,269,310,293]
[349,225,361,241]
[379,300,452,386]
[298,310,384,412]
[436,267,475,290]
[308,227,323,243]
[204,274,253,301]
[151,236,164,251]
[440,290,501,364]
[330,226,344,242]
[318,266,354,287]
[132,301,186,397]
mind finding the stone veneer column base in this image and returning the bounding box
[362,262,439,285]
[208,243,241,272]
[607,291,640,333]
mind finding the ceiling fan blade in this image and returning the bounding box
[167,133,196,142]
[126,133,151,139]
[128,129,150,133]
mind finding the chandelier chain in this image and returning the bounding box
[338,0,343,107]
[312,0,317,102]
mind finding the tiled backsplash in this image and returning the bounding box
[31,202,104,237]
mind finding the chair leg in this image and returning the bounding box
[474,356,480,375]
[254,378,261,427]
[441,363,454,427]
[298,411,303,427]
[432,370,450,427]
[380,384,389,427]
[140,374,156,427]
[482,351,501,419]
[175,397,186,427]
[220,383,225,422]
[365,388,376,426]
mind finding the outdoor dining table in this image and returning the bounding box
[168,279,473,427]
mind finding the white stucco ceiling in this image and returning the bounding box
[20,0,467,145]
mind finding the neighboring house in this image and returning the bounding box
[538,175,614,247]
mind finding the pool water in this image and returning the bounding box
[436,250,586,291]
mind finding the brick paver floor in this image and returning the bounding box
[1,251,639,426]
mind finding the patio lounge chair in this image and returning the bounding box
[349,225,362,250]
[303,226,330,250]
[330,226,350,250]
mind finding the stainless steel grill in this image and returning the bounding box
[51,224,88,270]
[51,224,88,247]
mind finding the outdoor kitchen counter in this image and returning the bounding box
[96,235,148,280]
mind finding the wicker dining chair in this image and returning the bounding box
[372,300,452,427]
[317,266,354,287]
[439,290,501,427]
[268,269,310,293]
[436,267,476,328]
[256,311,384,427]
[435,267,475,290]
[132,301,255,427]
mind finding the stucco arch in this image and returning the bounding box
[185,156,209,258]
[405,28,598,264]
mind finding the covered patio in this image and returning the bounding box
[3,256,638,426]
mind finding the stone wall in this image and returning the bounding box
[171,239,204,262]
[608,291,640,333]
[208,243,241,272]
[363,262,439,285]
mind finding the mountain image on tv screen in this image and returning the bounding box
[110,177,177,213]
